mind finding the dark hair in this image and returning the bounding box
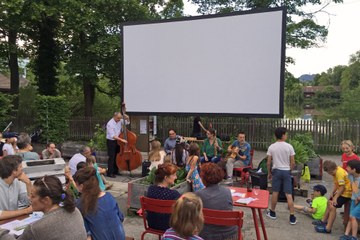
[174,143,185,167]
[73,167,100,216]
[313,184,327,196]
[274,127,287,140]
[189,143,200,156]
[208,129,216,136]
[168,128,176,134]
[155,163,178,184]
[34,175,75,213]
[238,131,245,136]
[200,163,224,186]
[76,162,86,171]
[347,160,360,173]
[0,155,23,178]
[46,142,55,148]
[323,160,337,172]
[16,132,31,150]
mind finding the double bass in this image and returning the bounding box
[116,103,142,175]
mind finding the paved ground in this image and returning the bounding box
[105,151,348,240]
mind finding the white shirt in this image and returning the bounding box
[267,141,295,170]
[106,118,130,140]
[2,143,17,155]
[0,178,30,216]
[69,153,86,176]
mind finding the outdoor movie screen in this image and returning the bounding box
[122,7,286,117]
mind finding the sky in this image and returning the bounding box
[183,0,360,78]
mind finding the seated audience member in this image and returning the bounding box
[42,142,61,159]
[64,166,79,199]
[314,160,352,234]
[16,133,39,161]
[69,146,92,176]
[85,156,106,191]
[164,129,180,155]
[341,160,360,240]
[0,155,32,220]
[196,163,237,240]
[200,129,222,164]
[74,167,125,240]
[149,140,166,170]
[294,184,328,220]
[0,175,87,240]
[186,143,204,192]
[171,137,188,168]
[225,131,251,181]
[340,140,360,170]
[147,163,181,231]
[2,134,17,156]
[162,192,204,240]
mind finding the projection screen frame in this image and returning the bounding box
[121,7,286,118]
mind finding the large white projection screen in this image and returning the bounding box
[122,7,286,117]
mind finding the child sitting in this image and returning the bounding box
[294,184,327,220]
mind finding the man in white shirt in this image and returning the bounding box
[106,112,129,178]
[266,127,297,225]
[0,155,32,220]
[69,146,91,176]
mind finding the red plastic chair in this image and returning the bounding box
[203,208,244,240]
[139,196,176,240]
[233,149,254,184]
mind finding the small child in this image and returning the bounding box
[341,140,360,170]
[340,160,360,240]
[86,156,110,191]
[162,192,204,240]
[294,184,328,220]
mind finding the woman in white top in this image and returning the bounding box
[149,140,166,170]
[2,137,17,156]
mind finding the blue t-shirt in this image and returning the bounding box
[231,141,251,166]
[77,192,125,240]
[147,185,180,231]
[349,174,360,200]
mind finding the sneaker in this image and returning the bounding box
[349,236,358,240]
[312,220,327,226]
[306,199,312,206]
[224,177,233,183]
[289,214,297,225]
[266,209,276,220]
[314,225,331,234]
[339,235,351,240]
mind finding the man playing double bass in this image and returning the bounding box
[106,112,129,178]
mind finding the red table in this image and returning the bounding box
[230,187,269,240]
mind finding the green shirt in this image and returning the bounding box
[201,138,222,157]
[311,196,327,220]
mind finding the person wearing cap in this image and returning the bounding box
[294,184,328,220]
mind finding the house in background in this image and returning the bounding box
[0,73,29,93]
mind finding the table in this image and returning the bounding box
[0,215,28,225]
[230,187,269,240]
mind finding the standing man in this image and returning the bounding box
[225,131,251,181]
[164,129,179,155]
[42,142,61,159]
[266,127,297,225]
[0,155,33,220]
[106,112,129,178]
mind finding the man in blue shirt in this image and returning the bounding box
[225,131,251,181]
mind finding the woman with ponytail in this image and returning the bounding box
[0,175,87,240]
[74,167,125,240]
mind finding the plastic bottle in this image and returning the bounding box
[246,172,252,192]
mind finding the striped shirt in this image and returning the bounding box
[162,228,203,240]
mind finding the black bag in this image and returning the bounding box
[142,160,151,177]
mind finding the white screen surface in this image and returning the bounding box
[123,8,285,116]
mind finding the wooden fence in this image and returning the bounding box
[13,116,360,153]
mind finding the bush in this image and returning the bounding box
[34,95,70,144]
[89,124,107,151]
[0,92,14,129]
[288,132,317,164]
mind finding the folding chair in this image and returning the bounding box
[234,149,254,184]
[203,208,244,240]
[139,196,176,240]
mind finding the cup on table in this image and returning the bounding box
[253,185,260,196]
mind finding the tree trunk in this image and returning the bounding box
[8,30,19,95]
[83,78,95,117]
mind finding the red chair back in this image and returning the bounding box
[139,196,176,240]
[203,208,244,240]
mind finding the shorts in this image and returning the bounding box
[271,169,292,194]
[350,200,360,219]
[331,196,350,208]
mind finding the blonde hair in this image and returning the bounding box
[85,156,96,166]
[149,140,161,162]
[341,140,356,152]
[170,192,203,238]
